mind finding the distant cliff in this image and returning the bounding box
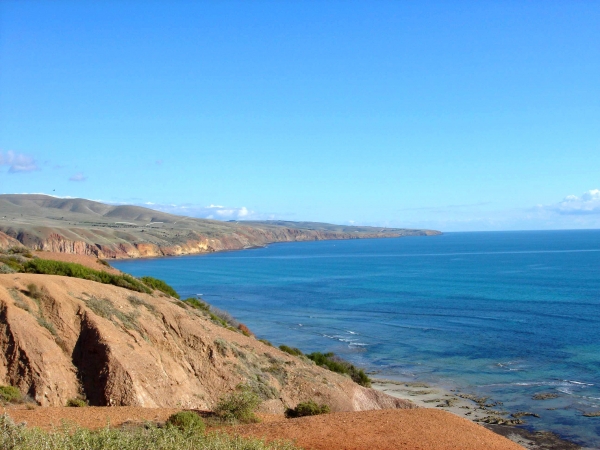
[0,194,441,259]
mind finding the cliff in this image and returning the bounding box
[0,271,414,412]
[0,194,440,259]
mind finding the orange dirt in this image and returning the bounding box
[33,251,121,275]
[5,406,525,450]
[235,409,526,450]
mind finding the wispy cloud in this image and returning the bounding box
[69,172,87,182]
[541,189,600,215]
[142,202,274,221]
[0,150,40,173]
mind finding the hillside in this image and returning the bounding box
[0,194,440,258]
[0,268,412,412]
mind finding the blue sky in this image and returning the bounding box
[1,1,599,231]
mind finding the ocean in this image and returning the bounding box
[113,230,600,448]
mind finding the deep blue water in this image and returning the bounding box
[113,230,600,447]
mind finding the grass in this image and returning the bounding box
[140,276,180,299]
[278,345,303,357]
[285,400,330,418]
[0,386,22,404]
[84,296,141,333]
[23,259,152,294]
[0,414,298,450]
[66,398,88,407]
[214,385,262,424]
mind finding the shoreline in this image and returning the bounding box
[372,379,583,450]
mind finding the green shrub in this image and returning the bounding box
[23,259,151,294]
[285,400,330,418]
[258,339,273,347]
[0,263,15,274]
[183,297,210,311]
[279,345,303,357]
[306,352,371,387]
[140,276,180,299]
[66,398,87,407]
[0,413,298,450]
[0,257,24,272]
[0,386,22,403]
[166,411,205,433]
[214,385,261,423]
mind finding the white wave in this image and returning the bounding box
[565,380,594,386]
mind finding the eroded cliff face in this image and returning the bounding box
[0,273,414,412]
[0,231,23,251]
[0,226,438,259]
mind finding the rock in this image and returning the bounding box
[476,416,525,426]
[511,411,540,418]
[532,392,559,400]
[582,411,600,417]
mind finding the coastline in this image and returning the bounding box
[372,379,583,450]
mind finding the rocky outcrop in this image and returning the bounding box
[0,231,23,251]
[0,227,438,259]
[0,273,415,412]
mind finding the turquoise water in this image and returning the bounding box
[113,230,600,447]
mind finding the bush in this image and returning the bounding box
[66,398,87,407]
[306,352,372,387]
[285,400,330,418]
[140,276,180,299]
[0,263,15,274]
[238,323,253,337]
[183,297,210,311]
[0,386,22,403]
[25,283,43,300]
[210,307,240,328]
[166,411,205,433]
[279,345,303,357]
[214,385,261,423]
[23,259,151,294]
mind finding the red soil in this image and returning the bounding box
[5,406,525,450]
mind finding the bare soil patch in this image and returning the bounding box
[234,409,525,450]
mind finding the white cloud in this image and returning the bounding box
[69,173,87,182]
[0,150,40,173]
[547,189,600,215]
[143,202,274,221]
